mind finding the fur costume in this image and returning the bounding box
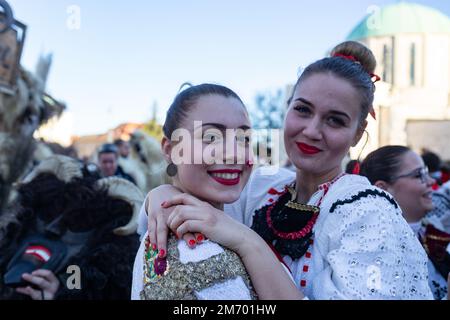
[119,130,170,193]
[0,155,143,300]
[0,56,64,212]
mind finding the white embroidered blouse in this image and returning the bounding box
[225,166,433,300]
[133,166,433,300]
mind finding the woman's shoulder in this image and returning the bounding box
[224,166,296,224]
[249,166,296,188]
[316,174,404,234]
[326,174,399,212]
[244,166,296,200]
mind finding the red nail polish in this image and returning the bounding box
[189,240,196,247]
[197,234,204,242]
[152,244,157,251]
[158,249,165,258]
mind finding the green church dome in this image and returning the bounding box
[347,2,450,40]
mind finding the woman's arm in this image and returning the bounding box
[238,228,305,299]
[165,193,305,300]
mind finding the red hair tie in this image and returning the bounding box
[370,73,381,83]
[333,53,358,62]
[352,161,361,175]
[333,53,381,84]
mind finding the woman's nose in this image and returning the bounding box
[224,138,240,164]
[302,118,322,140]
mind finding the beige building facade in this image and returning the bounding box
[347,2,450,160]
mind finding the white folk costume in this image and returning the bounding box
[132,200,256,300]
[133,167,433,300]
[426,190,450,234]
[225,167,433,300]
[410,216,450,300]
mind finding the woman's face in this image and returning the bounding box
[284,73,366,177]
[385,151,435,222]
[165,94,253,207]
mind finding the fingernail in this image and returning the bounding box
[158,249,165,258]
[152,244,157,251]
[196,234,204,242]
[161,201,167,207]
[189,239,196,247]
[175,233,179,240]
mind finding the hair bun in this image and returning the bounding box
[330,41,376,74]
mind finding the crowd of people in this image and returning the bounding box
[0,40,449,300]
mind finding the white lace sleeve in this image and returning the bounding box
[136,194,150,240]
[312,192,433,300]
[131,231,147,300]
[225,167,295,226]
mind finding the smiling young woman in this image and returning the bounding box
[131,83,258,300]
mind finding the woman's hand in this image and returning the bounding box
[164,193,305,300]
[165,193,254,255]
[16,269,60,300]
[447,273,450,300]
[146,185,203,257]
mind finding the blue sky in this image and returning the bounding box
[8,0,450,136]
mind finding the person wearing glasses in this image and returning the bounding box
[360,145,450,300]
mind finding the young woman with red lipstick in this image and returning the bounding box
[143,42,433,299]
[131,83,258,300]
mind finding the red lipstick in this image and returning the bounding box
[296,142,322,155]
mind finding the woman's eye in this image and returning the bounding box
[413,172,422,179]
[294,105,311,115]
[236,135,251,144]
[203,133,222,143]
[327,117,345,127]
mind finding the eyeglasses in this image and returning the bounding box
[391,167,430,184]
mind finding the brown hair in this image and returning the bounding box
[290,41,377,126]
[163,83,246,139]
[360,145,411,184]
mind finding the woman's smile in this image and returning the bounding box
[296,142,323,155]
[207,169,242,186]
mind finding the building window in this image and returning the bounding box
[410,43,416,86]
[382,44,392,84]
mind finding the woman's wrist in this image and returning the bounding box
[146,184,181,215]
[235,227,267,258]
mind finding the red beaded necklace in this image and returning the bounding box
[266,173,346,241]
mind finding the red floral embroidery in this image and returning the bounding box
[268,188,284,195]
